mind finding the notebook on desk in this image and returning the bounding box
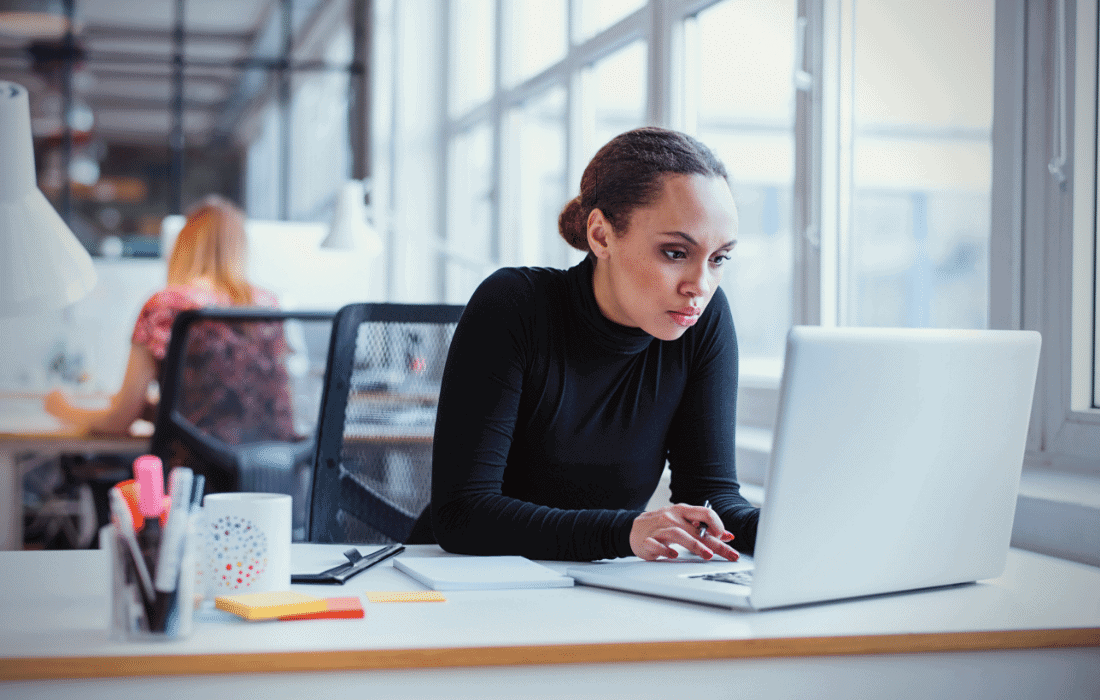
[395,555,574,590]
[568,327,1042,611]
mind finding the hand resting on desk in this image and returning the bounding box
[629,503,739,562]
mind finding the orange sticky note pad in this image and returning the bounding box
[366,591,447,603]
[279,597,365,620]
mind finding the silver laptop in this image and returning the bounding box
[567,326,1042,610]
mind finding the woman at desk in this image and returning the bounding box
[44,196,293,491]
[432,127,758,562]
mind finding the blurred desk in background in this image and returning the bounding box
[0,392,147,550]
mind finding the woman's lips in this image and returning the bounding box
[669,309,701,327]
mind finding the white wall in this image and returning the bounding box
[0,259,163,393]
[0,218,383,395]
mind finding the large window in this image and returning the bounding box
[383,0,997,366]
[846,0,993,331]
[372,0,1003,471]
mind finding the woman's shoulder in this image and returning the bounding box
[249,285,280,308]
[142,282,277,312]
[483,264,565,289]
[457,266,569,343]
[471,265,567,308]
[140,284,219,314]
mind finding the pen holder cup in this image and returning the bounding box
[106,518,198,641]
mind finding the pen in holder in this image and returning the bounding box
[107,515,197,641]
[107,469,199,642]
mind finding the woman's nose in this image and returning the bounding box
[681,264,711,298]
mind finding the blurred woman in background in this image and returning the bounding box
[45,196,293,492]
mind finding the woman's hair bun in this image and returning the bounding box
[557,196,590,252]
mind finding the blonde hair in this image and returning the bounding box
[165,195,254,305]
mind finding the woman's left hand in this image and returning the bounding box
[629,503,740,562]
[43,390,70,419]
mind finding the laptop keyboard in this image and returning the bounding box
[689,570,753,586]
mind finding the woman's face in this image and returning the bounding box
[588,174,738,342]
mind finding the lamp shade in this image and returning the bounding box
[0,80,96,318]
[321,179,383,258]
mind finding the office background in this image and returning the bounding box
[0,0,1097,567]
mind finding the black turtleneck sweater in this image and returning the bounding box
[431,256,760,561]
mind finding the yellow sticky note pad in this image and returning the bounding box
[215,591,327,620]
[366,591,447,603]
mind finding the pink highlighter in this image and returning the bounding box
[134,456,164,514]
[133,455,165,558]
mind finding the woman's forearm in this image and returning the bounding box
[45,390,141,433]
[44,343,157,434]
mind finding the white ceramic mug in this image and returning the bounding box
[201,493,292,596]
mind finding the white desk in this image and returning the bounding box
[0,544,1097,699]
[0,393,147,550]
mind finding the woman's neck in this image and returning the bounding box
[589,257,633,328]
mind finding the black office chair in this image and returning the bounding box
[150,308,335,540]
[308,303,464,544]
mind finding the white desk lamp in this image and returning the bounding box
[321,179,383,258]
[0,80,96,318]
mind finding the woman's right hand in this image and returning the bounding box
[629,503,740,562]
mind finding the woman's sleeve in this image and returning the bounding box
[131,289,183,362]
[665,287,760,553]
[431,271,638,561]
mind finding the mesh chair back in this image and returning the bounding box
[309,303,464,544]
[150,308,335,539]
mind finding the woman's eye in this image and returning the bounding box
[663,249,687,261]
[711,254,731,266]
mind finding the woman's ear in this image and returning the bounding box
[586,208,612,259]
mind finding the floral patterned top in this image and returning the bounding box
[131,283,279,365]
[132,283,298,492]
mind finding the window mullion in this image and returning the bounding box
[437,0,452,300]
[989,0,1027,334]
[817,0,853,327]
[564,0,580,268]
[648,0,669,126]
[490,0,505,267]
[792,0,823,327]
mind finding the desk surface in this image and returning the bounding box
[0,394,149,447]
[0,545,1097,681]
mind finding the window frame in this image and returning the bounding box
[1035,0,1100,472]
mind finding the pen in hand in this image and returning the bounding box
[698,500,712,540]
[695,497,712,541]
